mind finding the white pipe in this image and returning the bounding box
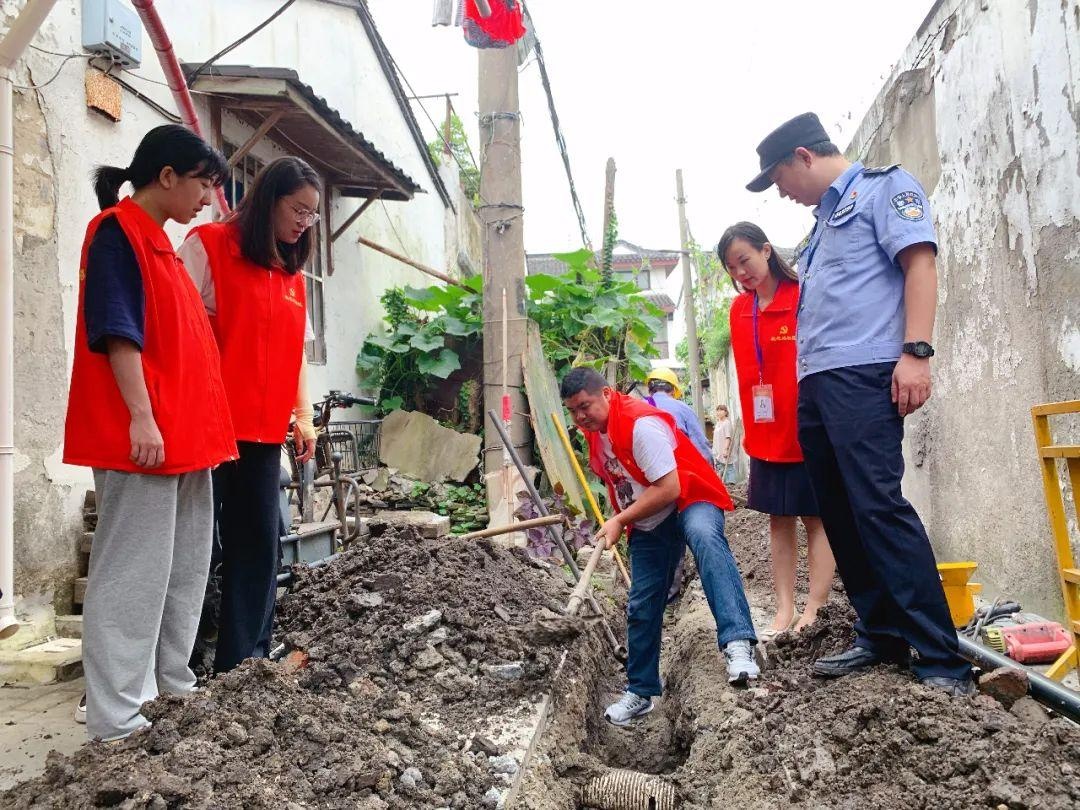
[0,0,61,641]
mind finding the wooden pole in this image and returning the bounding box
[331,193,380,243]
[565,539,606,617]
[676,169,704,422]
[356,235,464,287]
[459,514,563,541]
[479,45,531,488]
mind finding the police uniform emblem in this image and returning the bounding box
[891,191,925,221]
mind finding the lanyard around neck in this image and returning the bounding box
[752,294,765,385]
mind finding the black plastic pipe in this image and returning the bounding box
[956,633,1080,724]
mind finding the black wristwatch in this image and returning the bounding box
[902,341,935,359]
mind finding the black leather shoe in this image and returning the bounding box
[920,676,976,697]
[812,645,884,678]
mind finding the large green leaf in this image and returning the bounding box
[551,247,594,273]
[417,348,461,379]
[410,331,445,352]
[463,274,483,293]
[365,333,406,353]
[525,274,563,295]
[441,316,479,337]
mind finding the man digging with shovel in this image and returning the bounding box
[561,367,758,726]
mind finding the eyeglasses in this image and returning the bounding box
[286,200,321,227]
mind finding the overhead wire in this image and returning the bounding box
[185,0,298,84]
[519,0,592,251]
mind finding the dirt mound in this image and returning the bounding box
[2,527,593,809]
[667,596,1080,810]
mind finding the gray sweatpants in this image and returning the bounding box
[83,468,213,740]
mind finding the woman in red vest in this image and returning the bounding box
[719,221,836,641]
[178,157,320,673]
[64,125,236,740]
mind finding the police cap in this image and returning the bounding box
[747,112,830,193]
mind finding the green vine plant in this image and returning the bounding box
[525,247,663,387]
[356,254,663,423]
[355,276,483,417]
[427,113,481,204]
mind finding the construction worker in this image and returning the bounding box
[747,112,974,695]
[718,221,835,640]
[561,367,758,727]
[643,367,712,602]
[64,125,236,739]
[644,368,713,462]
[177,157,320,674]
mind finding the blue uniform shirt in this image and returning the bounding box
[649,391,713,463]
[794,161,937,381]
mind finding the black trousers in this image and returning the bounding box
[212,441,283,674]
[797,363,970,681]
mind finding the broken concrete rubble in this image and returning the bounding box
[378,410,481,483]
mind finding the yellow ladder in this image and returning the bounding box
[1032,400,1080,681]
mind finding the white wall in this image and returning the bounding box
[7,0,460,606]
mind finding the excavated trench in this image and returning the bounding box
[3,505,1080,809]
[514,506,1080,810]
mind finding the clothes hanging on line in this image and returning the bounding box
[463,0,525,49]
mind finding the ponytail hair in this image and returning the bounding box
[716,221,798,293]
[92,124,229,210]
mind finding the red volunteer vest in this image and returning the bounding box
[584,392,734,516]
[191,222,308,443]
[63,198,237,474]
[730,280,803,463]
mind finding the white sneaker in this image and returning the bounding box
[724,640,760,685]
[604,691,654,726]
[74,693,86,724]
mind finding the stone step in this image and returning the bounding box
[0,637,83,686]
[79,532,93,554]
[55,615,83,639]
[73,577,87,606]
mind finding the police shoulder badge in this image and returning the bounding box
[891,190,925,221]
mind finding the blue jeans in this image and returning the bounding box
[626,504,756,697]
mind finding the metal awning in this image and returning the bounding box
[183,64,422,201]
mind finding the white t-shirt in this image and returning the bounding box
[712,417,733,463]
[598,416,677,531]
[177,232,315,341]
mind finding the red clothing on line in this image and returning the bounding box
[64,197,237,474]
[729,278,803,463]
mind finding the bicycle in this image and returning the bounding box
[283,390,379,550]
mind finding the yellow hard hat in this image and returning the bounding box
[646,367,683,399]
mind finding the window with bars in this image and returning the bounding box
[221,141,327,364]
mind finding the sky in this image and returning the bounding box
[369,1,937,254]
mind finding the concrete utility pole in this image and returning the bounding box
[676,169,704,422]
[479,46,531,525]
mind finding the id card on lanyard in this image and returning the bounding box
[751,295,775,423]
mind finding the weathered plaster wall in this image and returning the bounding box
[4,0,468,610]
[849,0,1080,618]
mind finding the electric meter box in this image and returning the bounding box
[81,0,143,68]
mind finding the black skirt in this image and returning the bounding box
[746,457,819,517]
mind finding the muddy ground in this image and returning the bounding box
[3,499,1080,809]
[1,524,606,809]
[517,501,1080,809]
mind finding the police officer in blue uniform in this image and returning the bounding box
[746,112,974,696]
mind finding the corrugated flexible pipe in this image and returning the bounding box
[131,0,230,217]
